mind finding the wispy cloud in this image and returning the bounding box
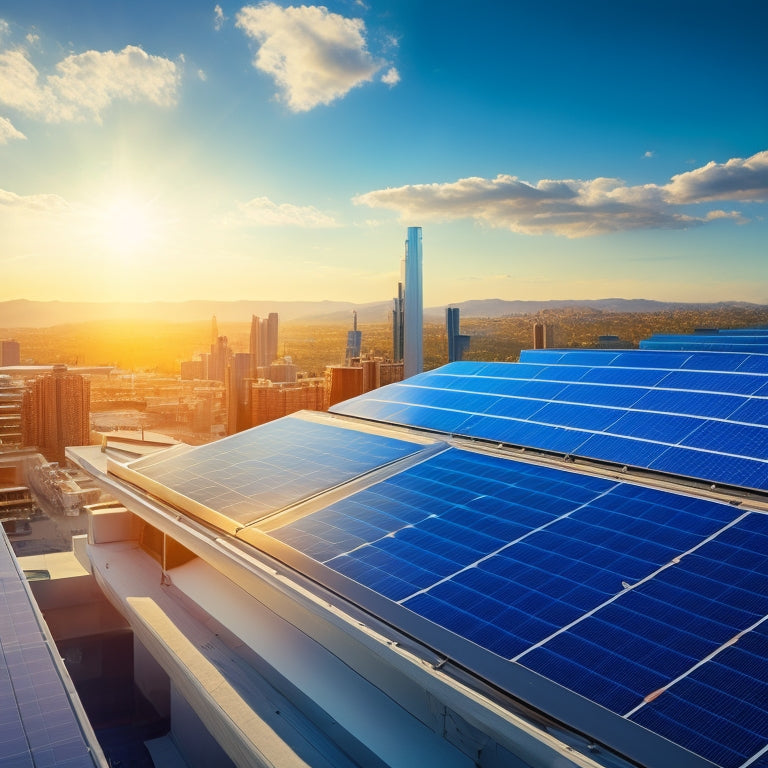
[214,4,226,31]
[230,196,338,227]
[235,2,387,111]
[0,116,25,143]
[354,151,767,237]
[0,187,70,213]
[381,66,400,87]
[0,44,180,123]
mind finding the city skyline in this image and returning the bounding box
[1,1,767,306]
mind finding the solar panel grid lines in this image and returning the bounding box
[510,508,754,664]
[262,438,763,766]
[127,415,433,527]
[623,611,768,721]
[520,348,768,373]
[331,353,768,491]
[0,538,97,768]
[626,627,768,768]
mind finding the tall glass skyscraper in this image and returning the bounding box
[403,226,423,378]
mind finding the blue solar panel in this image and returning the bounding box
[630,388,744,419]
[264,443,765,766]
[629,622,768,768]
[659,369,768,395]
[650,446,768,490]
[521,347,768,374]
[332,352,768,490]
[130,414,427,523]
[0,536,97,768]
[515,512,768,768]
[641,337,768,353]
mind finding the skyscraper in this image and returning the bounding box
[209,336,230,383]
[345,311,362,364]
[249,313,280,371]
[392,282,404,363]
[446,307,470,362]
[21,365,90,464]
[227,352,253,434]
[266,312,279,366]
[403,226,423,378]
[249,315,262,375]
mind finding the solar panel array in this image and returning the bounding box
[130,414,427,524]
[0,535,97,768]
[266,446,768,768]
[122,343,768,767]
[640,328,768,353]
[330,351,768,491]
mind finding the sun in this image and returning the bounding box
[96,193,162,257]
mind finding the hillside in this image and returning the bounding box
[1,297,764,329]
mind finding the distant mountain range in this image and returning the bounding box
[0,298,763,328]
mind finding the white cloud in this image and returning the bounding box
[214,5,226,31]
[381,66,400,86]
[232,196,338,227]
[0,116,25,143]
[0,20,9,44]
[354,150,768,238]
[0,45,180,123]
[0,187,71,213]
[664,151,768,203]
[644,150,654,158]
[235,2,385,111]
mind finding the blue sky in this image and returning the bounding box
[1,0,766,306]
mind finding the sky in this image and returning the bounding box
[0,0,767,307]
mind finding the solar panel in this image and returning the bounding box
[128,414,429,525]
[641,335,768,353]
[0,535,97,768]
[518,511,768,768]
[262,445,762,767]
[331,353,768,490]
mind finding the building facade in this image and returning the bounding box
[403,226,423,378]
[21,365,90,464]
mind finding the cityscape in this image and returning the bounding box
[1,2,768,768]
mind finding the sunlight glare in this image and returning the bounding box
[98,194,161,256]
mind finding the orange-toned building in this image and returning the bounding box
[249,381,325,428]
[21,365,90,464]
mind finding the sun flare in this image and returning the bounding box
[96,194,161,256]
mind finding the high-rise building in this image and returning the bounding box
[208,336,230,383]
[267,312,279,366]
[392,282,404,363]
[446,307,471,362]
[403,226,423,378]
[249,315,262,374]
[345,311,362,364]
[249,313,280,371]
[0,374,23,449]
[21,365,90,464]
[227,352,253,434]
[0,340,21,367]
